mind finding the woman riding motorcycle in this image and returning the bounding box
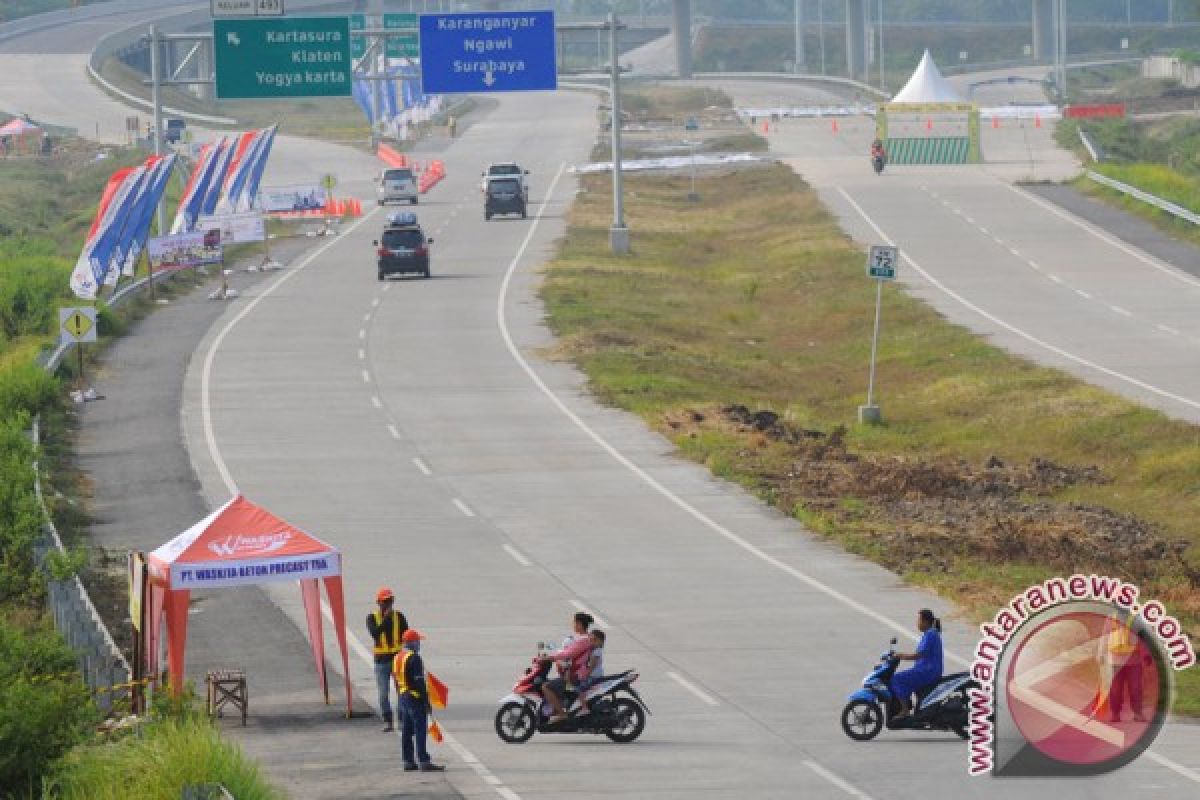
[890,609,943,718]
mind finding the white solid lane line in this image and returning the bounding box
[452,498,475,518]
[201,209,382,495]
[412,456,433,476]
[839,187,1200,415]
[502,543,532,567]
[838,184,1200,785]
[1009,182,1200,291]
[498,168,941,650]
[665,671,719,707]
[199,204,517,800]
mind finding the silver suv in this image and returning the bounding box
[377,167,418,206]
[480,162,529,199]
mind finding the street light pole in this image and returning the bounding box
[608,12,630,255]
[793,0,804,73]
[877,0,884,90]
[818,0,826,74]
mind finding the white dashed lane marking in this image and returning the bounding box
[502,543,532,567]
[412,456,432,475]
[666,671,720,707]
[452,498,476,518]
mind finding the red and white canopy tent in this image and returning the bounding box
[146,495,352,716]
[0,117,43,154]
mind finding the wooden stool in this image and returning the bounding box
[206,669,247,726]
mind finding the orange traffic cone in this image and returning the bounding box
[926,118,933,131]
[762,120,769,134]
[1035,113,1042,128]
[992,116,1000,129]
[831,119,839,133]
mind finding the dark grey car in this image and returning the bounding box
[484,177,527,220]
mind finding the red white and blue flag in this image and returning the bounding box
[70,165,146,299]
[171,140,225,234]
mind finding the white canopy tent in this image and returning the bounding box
[890,49,966,105]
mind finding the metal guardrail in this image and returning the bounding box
[1086,170,1200,227]
[30,275,152,713]
[692,71,890,100]
[1078,129,1103,163]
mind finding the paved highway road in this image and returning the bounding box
[720,77,1200,426]
[181,89,1200,800]
[4,9,1199,796]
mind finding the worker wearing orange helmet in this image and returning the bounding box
[367,587,408,732]
[394,629,444,772]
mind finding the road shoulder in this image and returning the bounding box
[1023,182,1200,279]
[75,245,462,800]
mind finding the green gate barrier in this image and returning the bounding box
[884,136,971,165]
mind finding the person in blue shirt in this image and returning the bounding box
[891,609,944,718]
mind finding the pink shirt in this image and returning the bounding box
[550,635,593,682]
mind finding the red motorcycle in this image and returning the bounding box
[494,643,649,744]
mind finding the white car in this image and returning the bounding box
[377,167,418,206]
[480,162,529,198]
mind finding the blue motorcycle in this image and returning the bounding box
[840,638,976,741]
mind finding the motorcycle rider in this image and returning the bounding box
[891,609,943,719]
[539,611,594,724]
[870,138,887,165]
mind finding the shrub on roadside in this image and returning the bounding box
[46,715,281,800]
[0,614,95,799]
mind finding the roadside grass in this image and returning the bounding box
[97,57,370,143]
[541,162,1200,715]
[0,143,287,794]
[1055,118,1200,247]
[45,703,281,800]
[0,0,87,23]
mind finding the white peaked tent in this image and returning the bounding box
[890,49,966,105]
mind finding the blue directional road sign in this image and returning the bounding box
[418,11,557,94]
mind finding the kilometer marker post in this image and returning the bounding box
[860,244,898,425]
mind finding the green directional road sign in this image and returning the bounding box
[349,13,366,59]
[384,13,418,59]
[351,13,418,60]
[214,16,352,99]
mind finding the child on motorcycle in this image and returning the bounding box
[576,629,606,714]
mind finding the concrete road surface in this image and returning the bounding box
[181,84,1200,800]
[5,7,1198,796]
[719,78,1200,426]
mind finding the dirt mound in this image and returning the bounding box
[665,405,1194,588]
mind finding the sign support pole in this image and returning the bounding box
[866,279,882,407]
[149,24,164,304]
[77,343,86,388]
[859,243,896,425]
